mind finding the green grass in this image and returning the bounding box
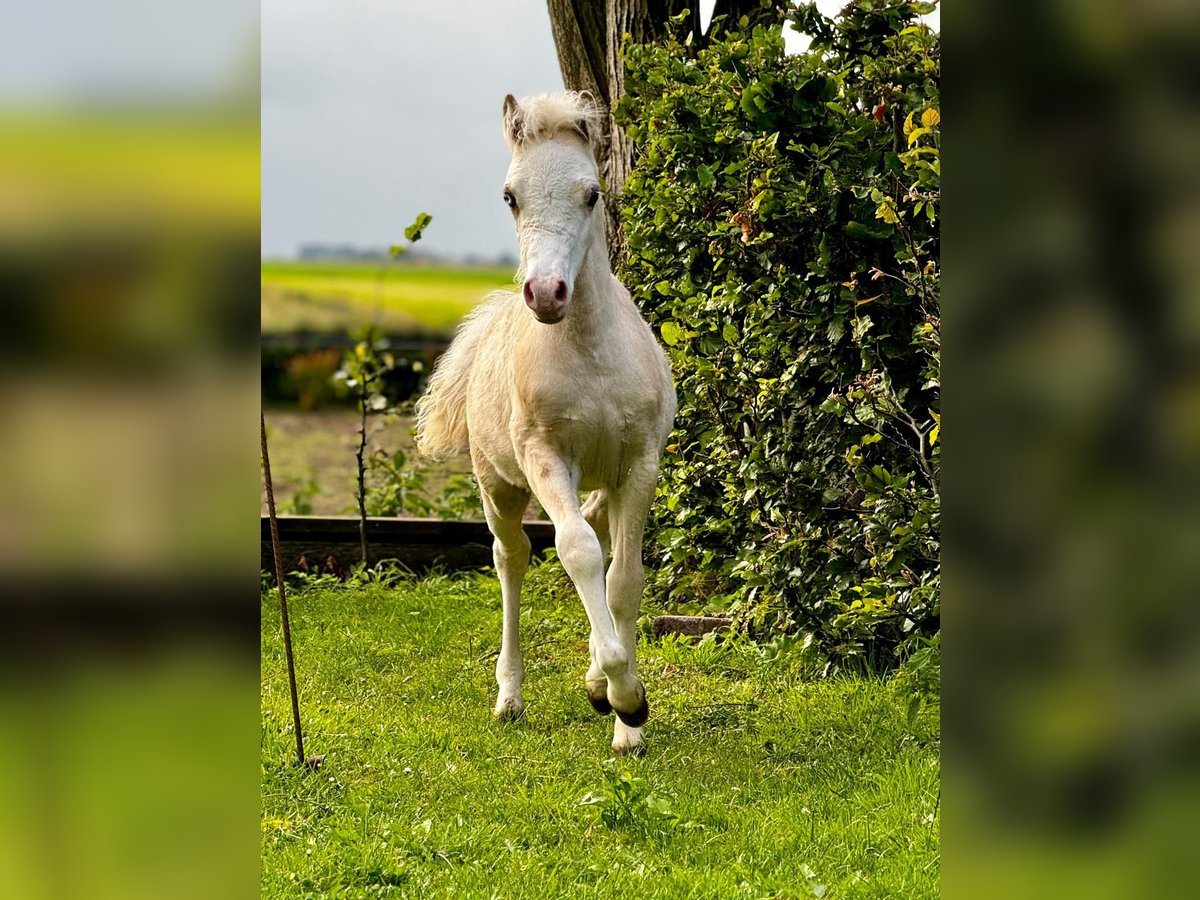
[261,569,940,898]
[261,262,516,337]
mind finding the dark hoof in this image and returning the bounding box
[586,689,612,716]
[615,696,650,728]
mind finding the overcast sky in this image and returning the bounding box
[262,0,564,260]
[261,1,938,260]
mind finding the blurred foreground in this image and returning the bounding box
[0,1,258,896]
[948,1,1200,897]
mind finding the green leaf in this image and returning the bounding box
[844,220,891,240]
[697,164,715,189]
[660,321,684,346]
[875,200,899,224]
[404,212,433,243]
[851,315,873,342]
[907,127,930,146]
[817,233,831,269]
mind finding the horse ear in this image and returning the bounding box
[572,115,591,145]
[572,90,599,148]
[502,94,523,148]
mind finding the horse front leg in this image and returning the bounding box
[525,452,647,727]
[476,460,532,721]
[580,490,612,715]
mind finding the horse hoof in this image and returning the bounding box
[615,696,649,728]
[586,687,612,716]
[613,739,646,757]
[613,715,645,755]
[493,698,525,722]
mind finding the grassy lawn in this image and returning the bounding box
[261,262,516,338]
[261,570,940,898]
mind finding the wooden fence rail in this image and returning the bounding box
[260,515,556,576]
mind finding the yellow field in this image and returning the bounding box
[261,261,517,337]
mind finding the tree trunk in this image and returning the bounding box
[547,0,621,256]
[547,0,780,265]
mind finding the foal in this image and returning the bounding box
[415,92,675,754]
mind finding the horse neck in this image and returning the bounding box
[560,228,615,342]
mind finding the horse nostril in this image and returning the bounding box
[522,282,534,305]
[553,280,567,302]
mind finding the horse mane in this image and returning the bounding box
[504,91,602,153]
[414,291,509,461]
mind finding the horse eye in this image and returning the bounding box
[586,187,600,209]
[503,190,517,210]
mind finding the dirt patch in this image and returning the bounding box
[261,409,471,517]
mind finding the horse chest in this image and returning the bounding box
[516,367,653,483]
[522,377,637,436]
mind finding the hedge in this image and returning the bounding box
[618,1,940,668]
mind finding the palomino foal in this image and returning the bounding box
[415,92,675,754]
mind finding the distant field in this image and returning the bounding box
[261,261,516,338]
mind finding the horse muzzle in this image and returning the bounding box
[523,276,569,324]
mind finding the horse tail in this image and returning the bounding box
[414,293,504,461]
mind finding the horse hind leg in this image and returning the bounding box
[477,462,532,722]
[605,460,658,755]
[581,490,612,715]
[581,489,610,557]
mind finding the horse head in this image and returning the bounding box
[501,92,603,325]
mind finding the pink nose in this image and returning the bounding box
[523,276,569,322]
